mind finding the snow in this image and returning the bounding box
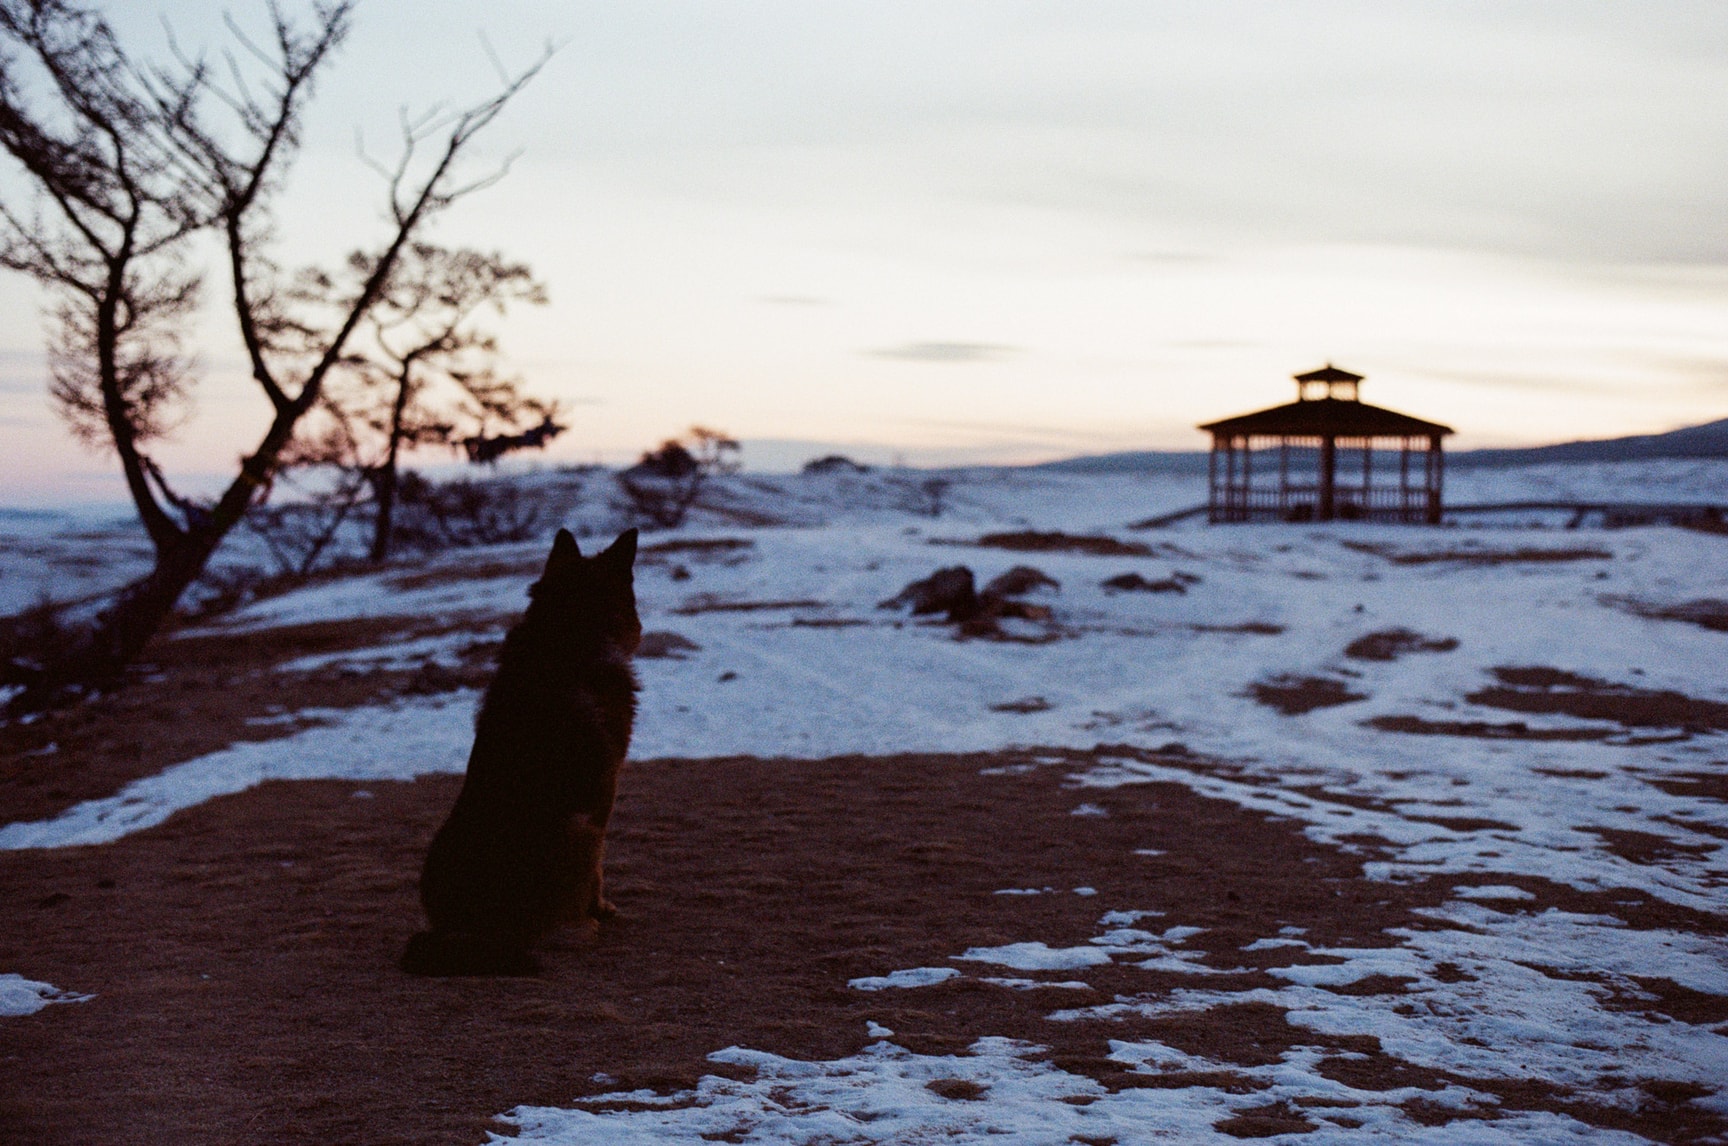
[0,694,474,849]
[846,967,959,991]
[1452,884,1536,901]
[494,1037,1654,1145]
[0,974,91,1016]
[271,630,489,675]
[955,942,1116,971]
[0,506,153,618]
[1445,459,1728,507]
[1049,899,1728,1122]
[5,458,1728,1140]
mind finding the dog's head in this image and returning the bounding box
[530,528,642,654]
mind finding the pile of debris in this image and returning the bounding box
[879,564,1059,638]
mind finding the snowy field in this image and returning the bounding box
[3,455,1724,618]
[3,458,1727,1143]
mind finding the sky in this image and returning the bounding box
[1,0,1726,502]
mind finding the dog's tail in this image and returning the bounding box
[399,930,540,977]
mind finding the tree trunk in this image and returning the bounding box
[25,439,284,705]
[84,532,216,675]
[368,369,414,563]
[369,461,399,563]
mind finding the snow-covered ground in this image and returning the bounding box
[4,459,1727,1142]
[1444,457,1728,507]
[0,504,154,618]
[7,454,1722,618]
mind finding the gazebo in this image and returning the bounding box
[1199,365,1453,524]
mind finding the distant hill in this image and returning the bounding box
[1448,416,1728,468]
[1035,416,1728,473]
[1033,450,1210,475]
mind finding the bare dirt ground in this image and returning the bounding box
[1,613,1725,1143]
[1246,675,1368,716]
[0,617,501,824]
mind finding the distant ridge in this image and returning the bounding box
[1034,416,1728,474]
[1032,450,1209,475]
[1448,416,1728,468]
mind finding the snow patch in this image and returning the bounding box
[955,942,1114,971]
[0,694,474,849]
[499,1035,1641,1144]
[1452,884,1536,901]
[0,974,91,1016]
[848,967,960,992]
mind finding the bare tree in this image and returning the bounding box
[240,409,371,576]
[303,242,554,562]
[391,470,553,550]
[617,425,741,528]
[0,0,545,700]
[0,0,206,550]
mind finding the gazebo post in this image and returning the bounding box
[1242,435,1253,518]
[1278,440,1289,516]
[1399,437,1411,522]
[1207,436,1219,523]
[1426,434,1444,524]
[1225,437,1236,520]
[1362,438,1373,518]
[1318,435,1336,522]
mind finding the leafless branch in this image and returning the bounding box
[0,0,547,695]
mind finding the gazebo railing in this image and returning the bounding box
[1210,484,1438,523]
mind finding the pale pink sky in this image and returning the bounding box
[2,1,1724,503]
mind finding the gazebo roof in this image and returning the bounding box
[1201,365,1453,439]
[1200,398,1453,438]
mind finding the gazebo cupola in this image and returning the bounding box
[1199,365,1453,524]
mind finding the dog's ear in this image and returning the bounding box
[545,528,581,573]
[600,527,638,570]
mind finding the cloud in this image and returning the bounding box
[1410,353,1728,397]
[501,2,1728,263]
[1128,251,1221,265]
[867,341,1016,364]
[759,294,831,307]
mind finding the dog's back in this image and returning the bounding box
[401,528,640,976]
